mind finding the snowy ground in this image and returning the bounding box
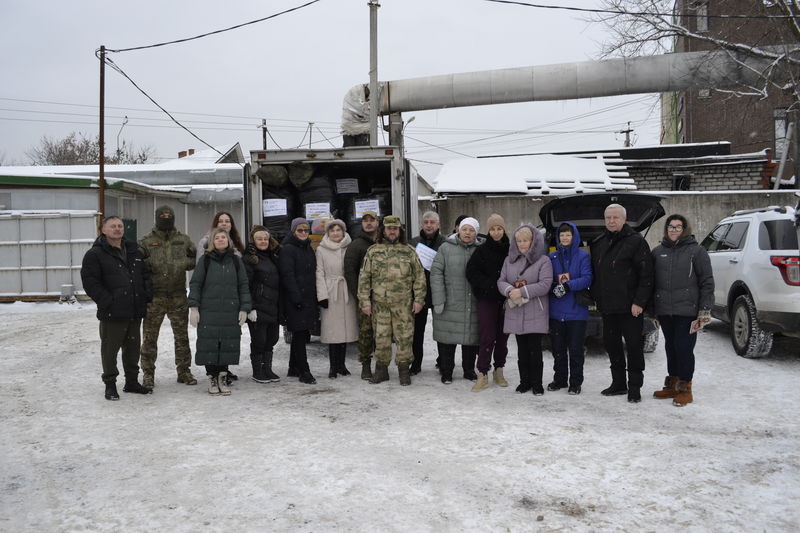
[1,301,799,533]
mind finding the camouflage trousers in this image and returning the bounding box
[372,300,414,366]
[140,294,192,376]
[357,309,375,363]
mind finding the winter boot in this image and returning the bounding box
[547,381,567,392]
[217,372,232,395]
[299,370,317,385]
[370,362,390,384]
[251,354,269,383]
[207,374,220,395]
[462,351,477,381]
[142,372,154,389]
[263,351,280,383]
[627,388,642,403]
[492,367,508,387]
[123,379,153,395]
[398,363,411,386]
[328,347,338,379]
[673,380,693,407]
[653,376,679,399]
[177,370,197,385]
[601,383,628,396]
[472,372,489,392]
[361,360,373,381]
[104,382,119,401]
[336,346,351,376]
[226,370,238,382]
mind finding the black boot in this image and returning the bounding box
[263,351,280,383]
[123,379,153,395]
[336,345,351,376]
[104,382,119,401]
[462,349,477,381]
[328,345,338,379]
[251,353,269,383]
[602,368,628,396]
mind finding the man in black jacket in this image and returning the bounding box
[81,216,153,400]
[590,204,654,403]
[409,211,446,375]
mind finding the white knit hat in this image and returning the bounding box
[459,217,480,233]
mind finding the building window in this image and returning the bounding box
[774,108,788,160]
[695,2,708,32]
[698,88,711,99]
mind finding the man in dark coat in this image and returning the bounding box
[138,205,197,388]
[409,211,446,375]
[590,203,654,403]
[343,210,380,380]
[81,216,153,400]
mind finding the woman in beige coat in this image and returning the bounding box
[316,219,359,378]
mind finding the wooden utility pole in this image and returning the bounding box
[98,45,106,230]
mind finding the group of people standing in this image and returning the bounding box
[81,201,712,408]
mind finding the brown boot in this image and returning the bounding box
[398,363,411,386]
[653,376,678,399]
[361,360,373,381]
[370,362,389,384]
[673,380,693,406]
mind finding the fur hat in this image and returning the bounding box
[459,217,480,234]
[290,217,309,234]
[486,213,506,232]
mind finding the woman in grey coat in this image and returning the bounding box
[430,217,484,384]
[651,214,714,407]
[497,224,553,395]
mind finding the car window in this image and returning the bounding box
[702,223,729,252]
[759,220,798,250]
[718,221,749,251]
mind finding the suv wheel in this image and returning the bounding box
[730,294,774,358]
[643,326,659,353]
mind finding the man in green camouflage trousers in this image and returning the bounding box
[357,215,426,386]
[138,205,198,387]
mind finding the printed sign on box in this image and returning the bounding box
[263,199,287,217]
[354,199,380,219]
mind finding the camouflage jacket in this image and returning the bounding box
[357,242,426,308]
[139,228,196,296]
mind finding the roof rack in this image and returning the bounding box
[731,206,787,216]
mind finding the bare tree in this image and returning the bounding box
[593,0,800,107]
[26,132,155,165]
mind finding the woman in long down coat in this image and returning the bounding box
[244,225,282,384]
[188,228,251,396]
[497,224,553,395]
[278,217,319,384]
[315,219,359,379]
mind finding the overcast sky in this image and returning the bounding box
[0,0,662,177]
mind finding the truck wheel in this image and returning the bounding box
[642,327,659,353]
[730,294,773,358]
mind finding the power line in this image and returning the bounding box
[106,0,323,53]
[484,0,799,19]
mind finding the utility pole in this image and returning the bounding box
[368,0,380,147]
[98,45,106,230]
[308,122,314,149]
[618,121,634,147]
[261,119,267,150]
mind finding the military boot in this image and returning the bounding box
[217,372,232,395]
[361,359,373,381]
[177,370,197,385]
[123,379,153,395]
[472,372,489,392]
[142,372,154,389]
[398,363,411,386]
[653,376,678,399]
[370,362,389,384]
[673,380,693,407]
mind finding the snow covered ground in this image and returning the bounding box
[1,301,799,532]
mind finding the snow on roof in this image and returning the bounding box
[434,154,635,196]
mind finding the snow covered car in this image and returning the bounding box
[538,192,666,352]
[700,205,800,358]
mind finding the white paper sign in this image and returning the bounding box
[304,202,331,220]
[415,243,438,271]
[336,179,359,194]
[354,199,380,219]
[262,198,287,217]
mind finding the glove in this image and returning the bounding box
[552,284,566,298]
[238,311,247,326]
[318,299,329,309]
[189,307,199,328]
[562,283,571,294]
[247,310,258,322]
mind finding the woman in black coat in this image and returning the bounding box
[278,218,319,384]
[244,225,282,384]
[651,214,714,407]
[465,214,511,391]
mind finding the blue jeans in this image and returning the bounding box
[658,315,696,381]
[549,319,587,387]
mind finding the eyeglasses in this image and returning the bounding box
[667,225,684,231]
[295,228,310,233]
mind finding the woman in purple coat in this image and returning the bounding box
[497,224,553,395]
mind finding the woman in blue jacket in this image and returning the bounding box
[548,222,593,395]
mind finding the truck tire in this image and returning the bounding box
[730,294,773,358]
[642,327,659,353]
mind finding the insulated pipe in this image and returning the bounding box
[375,49,775,115]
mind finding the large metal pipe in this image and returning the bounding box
[376,49,777,115]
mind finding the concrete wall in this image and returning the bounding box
[434,191,799,247]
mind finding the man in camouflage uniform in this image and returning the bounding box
[344,209,380,380]
[357,215,427,386]
[138,205,198,387]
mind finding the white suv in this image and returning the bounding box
[701,205,800,357]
